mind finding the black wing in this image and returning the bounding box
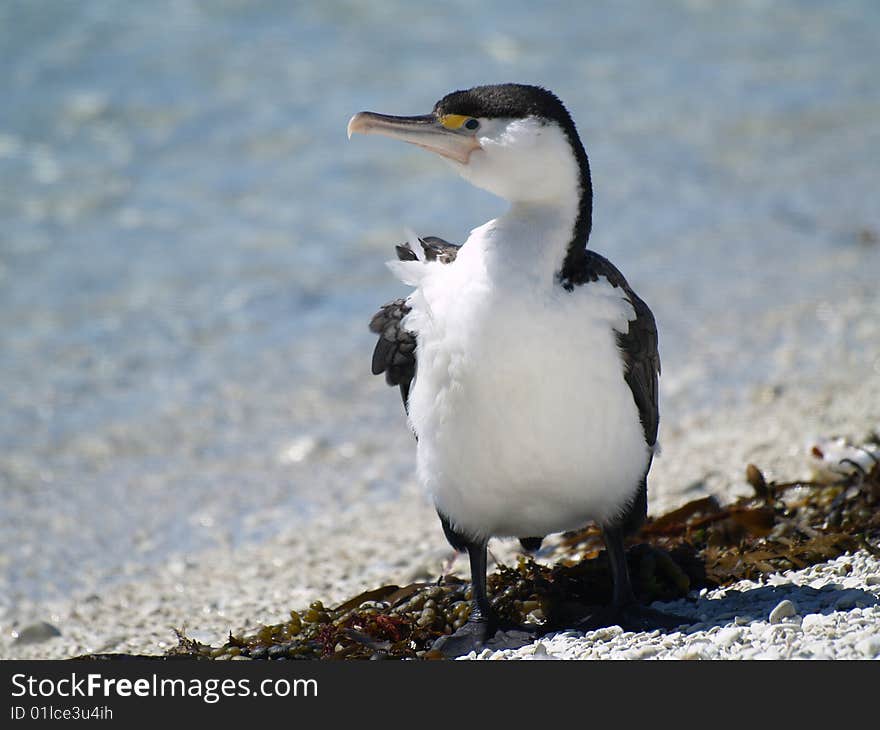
[563,250,660,535]
[562,250,660,448]
[369,237,461,410]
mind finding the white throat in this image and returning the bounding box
[451,117,585,284]
[464,191,580,289]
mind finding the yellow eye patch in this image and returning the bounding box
[440,114,471,130]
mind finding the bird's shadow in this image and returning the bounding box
[495,580,879,654]
[652,580,878,633]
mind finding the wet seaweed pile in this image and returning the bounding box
[162,439,879,660]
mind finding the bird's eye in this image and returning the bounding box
[464,118,480,131]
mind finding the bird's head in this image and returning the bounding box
[348,83,591,207]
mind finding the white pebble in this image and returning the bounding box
[769,599,798,624]
[716,626,743,648]
[856,635,880,657]
[626,645,661,660]
[755,647,782,660]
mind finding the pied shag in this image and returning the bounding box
[349,83,677,656]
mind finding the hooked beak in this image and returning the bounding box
[347,111,479,164]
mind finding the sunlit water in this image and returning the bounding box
[1,0,878,605]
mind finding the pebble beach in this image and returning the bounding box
[5,364,879,660]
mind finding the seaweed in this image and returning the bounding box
[81,437,880,661]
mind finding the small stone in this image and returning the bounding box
[627,645,661,659]
[769,599,798,624]
[681,647,707,660]
[523,642,556,660]
[13,622,62,645]
[865,575,880,586]
[856,635,880,657]
[716,627,743,648]
[755,647,782,660]
[800,613,824,631]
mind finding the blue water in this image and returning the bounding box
[1,0,878,605]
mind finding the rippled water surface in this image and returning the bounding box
[1,0,878,604]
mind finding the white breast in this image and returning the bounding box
[393,212,651,542]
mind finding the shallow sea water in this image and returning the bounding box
[1,1,878,606]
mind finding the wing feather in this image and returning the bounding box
[369,237,461,409]
[562,250,660,447]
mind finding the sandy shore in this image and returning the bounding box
[4,362,878,660]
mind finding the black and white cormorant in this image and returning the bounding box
[349,83,675,656]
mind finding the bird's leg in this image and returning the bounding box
[431,540,541,658]
[604,524,637,609]
[574,526,690,632]
[431,541,495,657]
[466,541,493,625]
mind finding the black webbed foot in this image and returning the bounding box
[431,618,493,658]
[583,525,692,634]
[431,618,540,658]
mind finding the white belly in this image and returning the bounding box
[402,237,650,541]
